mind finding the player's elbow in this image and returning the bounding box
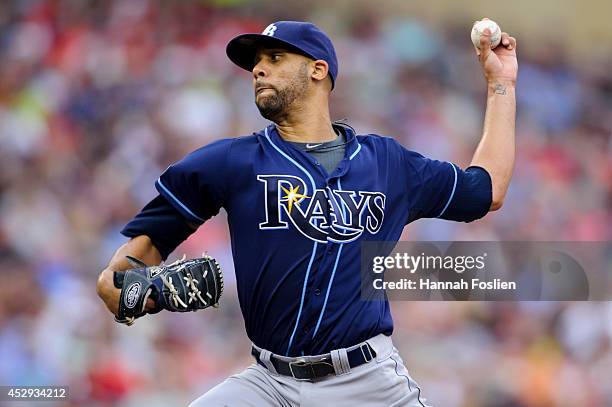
[489,188,506,211]
[488,169,512,212]
[96,268,119,314]
[95,269,108,299]
[489,199,503,211]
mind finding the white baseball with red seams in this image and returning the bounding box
[471,19,502,49]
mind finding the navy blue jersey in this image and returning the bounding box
[122,123,491,356]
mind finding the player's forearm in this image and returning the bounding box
[96,235,162,315]
[470,79,516,210]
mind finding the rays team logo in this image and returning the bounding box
[258,175,386,243]
[262,23,278,37]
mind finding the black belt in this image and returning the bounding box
[251,343,376,381]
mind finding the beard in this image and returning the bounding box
[255,63,309,122]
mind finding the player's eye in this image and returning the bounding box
[270,53,282,62]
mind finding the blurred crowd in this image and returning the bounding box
[0,1,610,406]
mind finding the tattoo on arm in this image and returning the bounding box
[493,83,507,95]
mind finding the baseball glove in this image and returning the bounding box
[113,255,223,325]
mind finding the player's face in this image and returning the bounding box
[252,48,311,121]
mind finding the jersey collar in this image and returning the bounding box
[265,122,361,163]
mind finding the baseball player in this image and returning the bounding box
[96,20,517,406]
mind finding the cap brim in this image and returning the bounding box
[226,34,315,72]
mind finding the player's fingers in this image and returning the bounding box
[478,28,493,59]
[508,36,517,50]
[501,32,510,47]
[500,33,516,50]
[145,298,156,311]
[479,27,492,47]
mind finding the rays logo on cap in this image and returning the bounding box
[262,23,277,37]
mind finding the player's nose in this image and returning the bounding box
[252,61,267,79]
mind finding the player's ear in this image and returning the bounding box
[311,59,329,83]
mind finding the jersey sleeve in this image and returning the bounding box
[155,139,233,225]
[121,195,197,260]
[402,148,492,223]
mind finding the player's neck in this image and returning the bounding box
[274,107,336,143]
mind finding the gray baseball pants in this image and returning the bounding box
[189,334,430,407]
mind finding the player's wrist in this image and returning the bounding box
[487,78,516,88]
[486,79,516,97]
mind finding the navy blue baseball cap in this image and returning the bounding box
[226,21,338,89]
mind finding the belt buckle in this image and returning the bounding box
[288,359,314,381]
[360,343,374,362]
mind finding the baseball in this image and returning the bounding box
[471,19,502,49]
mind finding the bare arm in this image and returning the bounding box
[468,20,518,211]
[470,80,516,210]
[96,235,162,315]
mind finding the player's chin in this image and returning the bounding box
[255,94,279,110]
[256,100,285,121]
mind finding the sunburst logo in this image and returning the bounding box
[280,185,309,214]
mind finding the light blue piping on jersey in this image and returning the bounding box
[311,178,345,339]
[263,127,319,356]
[437,162,458,218]
[156,178,205,223]
[349,142,361,160]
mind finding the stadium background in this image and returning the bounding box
[0,0,610,405]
